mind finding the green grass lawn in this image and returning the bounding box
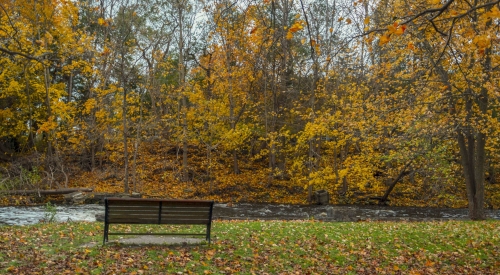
[1,220,499,274]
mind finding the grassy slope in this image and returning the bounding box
[1,220,499,274]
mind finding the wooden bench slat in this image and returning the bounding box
[108,207,211,212]
[107,201,212,206]
[108,219,159,224]
[108,219,210,225]
[162,213,210,217]
[108,213,210,220]
[108,214,159,218]
[108,210,159,215]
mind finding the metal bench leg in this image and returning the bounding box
[206,223,211,245]
[103,223,109,245]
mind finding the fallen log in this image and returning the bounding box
[0,188,93,195]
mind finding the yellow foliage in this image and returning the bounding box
[97,18,107,26]
[473,35,490,50]
[83,98,97,114]
[289,21,304,33]
[486,6,500,19]
[379,35,390,45]
[38,117,58,133]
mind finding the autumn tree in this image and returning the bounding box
[0,0,92,188]
[363,0,499,218]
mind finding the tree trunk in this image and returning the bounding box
[24,65,35,150]
[132,92,143,193]
[178,0,189,182]
[43,66,53,164]
[457,129,486,220]
[377,161,412,205]
[432,43,489,220]
[123,86,129,193]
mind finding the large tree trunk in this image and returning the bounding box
[432,47,489,220]
[457,126,486,220]
[455,11,491,220]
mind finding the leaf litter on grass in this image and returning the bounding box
[0,220,499,274]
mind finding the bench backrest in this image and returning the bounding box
[105,198,214,225]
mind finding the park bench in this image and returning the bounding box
[103,198,214,245]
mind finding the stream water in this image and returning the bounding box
[1,203,500,226]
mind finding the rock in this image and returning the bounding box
[131,192,142,198]
[326,206,334,217]
[95,213,105,222]
[63,192,87,204]
[313,190,329,205]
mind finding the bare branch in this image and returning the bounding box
[358,0,500,37]
[0,46,52,63]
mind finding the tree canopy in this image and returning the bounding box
[1,0,499,219]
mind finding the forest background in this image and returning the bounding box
[0,0,499,219]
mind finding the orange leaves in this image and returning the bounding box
[379,35,390,46]
[205,249,216,260]
[387,22,406,36]
[286,20,305,40]
[379,22,407,46]
[407,41,416,51]
[473,35,491,51]
[394,25,406,35]
[486,6,500,19]
[38,116,58,133]
[289,22,304,33]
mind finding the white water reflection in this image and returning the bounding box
[0,203,499,226]
[0,205,104,225]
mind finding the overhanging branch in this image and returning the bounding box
[0,46,52,63]
[357,0,500,37]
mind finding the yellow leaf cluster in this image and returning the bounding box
[83,98,97,115]
[289,21,304,33]
[486,6,500,19]
[97,18,108,26]
[286,20,305,40]
[388,22,406,36]
[379,35,390,46]
[473,35,490,50]
[38,117,58,133]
